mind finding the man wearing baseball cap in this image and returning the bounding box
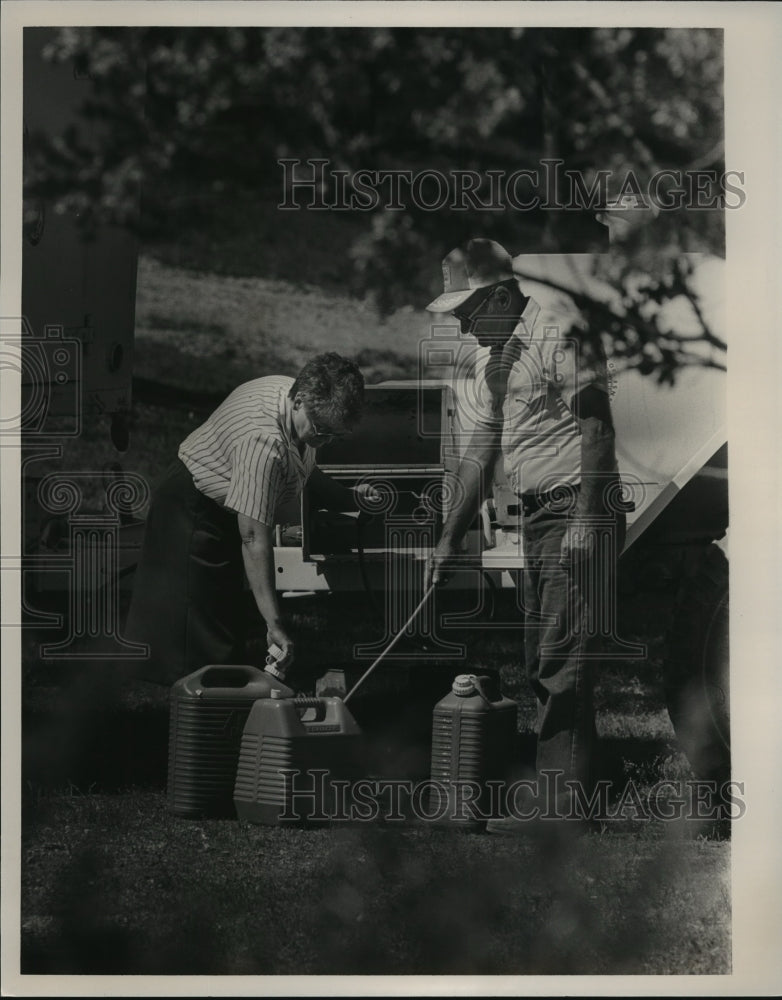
[424,238,625,831]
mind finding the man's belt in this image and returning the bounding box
[516,484,581,517]
[513,481,635,517]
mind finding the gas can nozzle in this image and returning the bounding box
[264,642,286,681]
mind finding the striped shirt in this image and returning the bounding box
[473,292,612,495]
[178,376,316,526]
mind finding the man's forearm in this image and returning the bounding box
[440,439,500,545]
[241,528,283,629]
[570,385,617,516]
[575,415,617,515]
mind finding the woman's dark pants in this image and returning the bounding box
[125,460,247,685]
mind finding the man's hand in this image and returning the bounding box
[308,467,384,513]
[266,623,295,670]
[424,539,461,590]
[354,482,384,505]
[559,517,596,567]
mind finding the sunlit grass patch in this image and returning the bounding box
[135,254,430,389]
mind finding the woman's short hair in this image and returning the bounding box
[290,352,365,429]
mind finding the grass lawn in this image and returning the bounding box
[21,790,730,977]
[19,588,731,978]
[133,253,435,394]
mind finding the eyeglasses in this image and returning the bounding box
[452,285,496,334]
[308,412,349,441]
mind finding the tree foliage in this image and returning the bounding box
[24,26,727,380]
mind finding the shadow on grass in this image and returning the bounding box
[23,701,170,799]
[133,322,420,405]
[20,787,731,977]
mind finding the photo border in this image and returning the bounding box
[2,2,780,995]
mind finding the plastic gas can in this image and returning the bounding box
[429,673,518,829]
[167,663,293,818]
[234,694,363,826]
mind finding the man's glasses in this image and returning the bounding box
[452,285,496,333]
[308,412,348,441]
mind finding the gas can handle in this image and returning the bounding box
[198,664,263,689]
[294,697,327,722]
[472,674,500,705]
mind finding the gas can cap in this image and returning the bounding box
[265,662,285,682]
[270,689,283,700]
[452,674,476,696]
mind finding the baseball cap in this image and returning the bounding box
[426,238,515,313]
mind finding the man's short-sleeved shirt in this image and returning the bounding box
[473,293,611,496]
[178,375,316,526]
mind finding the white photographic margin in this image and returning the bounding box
[1,1,780,996]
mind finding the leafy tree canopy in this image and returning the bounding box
[24,26,727,380]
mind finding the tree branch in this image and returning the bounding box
[513,265,728,369]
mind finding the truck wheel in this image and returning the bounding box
[663,543,730,781]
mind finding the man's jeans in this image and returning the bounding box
[519,502,625,809]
